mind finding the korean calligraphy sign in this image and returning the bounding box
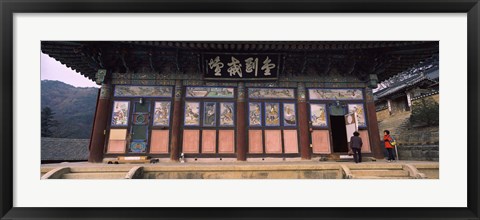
[203,53,280,80]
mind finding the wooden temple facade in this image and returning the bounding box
[41,41,439,163]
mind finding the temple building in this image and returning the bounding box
[41,41,439,163]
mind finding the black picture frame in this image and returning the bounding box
[1,1,479,219]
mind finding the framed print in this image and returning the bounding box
[248,102,262,126]
[219,102,235,126]
[310,104,328,128]
[3,1,480,220]
[111,101,130,126]
[152,101,171,126]
[203,102,217,127]
[184,102,200,126]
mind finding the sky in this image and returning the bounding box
[41,53,100,88]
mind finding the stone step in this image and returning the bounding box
[351,170,409,177]
[61,172,127,179]
[69,166,132,173]
[348,164,403,170]
[354,176,413,179]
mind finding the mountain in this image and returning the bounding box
[41,80,99,139]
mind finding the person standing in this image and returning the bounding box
[349,131,363,163]
[384,130,395,162]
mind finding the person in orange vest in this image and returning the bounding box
[384,130,395,162]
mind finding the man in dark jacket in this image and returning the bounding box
[349,131,363,163]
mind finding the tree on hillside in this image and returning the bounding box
[409,97,439,127]
[41,107,59,137]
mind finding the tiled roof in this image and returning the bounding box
[41,41,439,82]
[374,68,439,101]
[41,138,89,161]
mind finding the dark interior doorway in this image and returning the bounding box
[330,115,348,153]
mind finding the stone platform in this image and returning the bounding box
[41,160,438,179]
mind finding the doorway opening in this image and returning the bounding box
[330,115,348,153]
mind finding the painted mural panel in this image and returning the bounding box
[114,85,172,97]
[248,102,262,126]
[348,103,367,127]
[129,141,147,153]
[310,104,328,127]
[184,102,200,126]
[308,89,363,100]
[133,113,149,125]
[265,103,280,126]
[203,102,217,127]
[186,87,234,98]
[220,102,235,126]
[283,103,297,126]
[248,88,295,99]
[153,101,171,126]
[111,101,129,126]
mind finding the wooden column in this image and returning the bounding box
[365,88,383,159]
[297,82,311,160]
[236,82,247,161]
[170,80,183,161]
[88,83,112,163]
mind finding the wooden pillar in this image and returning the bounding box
[88,83,112,163]
[365,88,383,159]
[236,82,247,161]
[170,80,183,161]
[297,82,311,160]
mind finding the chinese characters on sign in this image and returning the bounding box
[204,54,279,79]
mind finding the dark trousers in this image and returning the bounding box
[387,148,395,160]
[352,148,362,163]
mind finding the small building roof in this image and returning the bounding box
[41,138,89,161]
[374,66,439,101]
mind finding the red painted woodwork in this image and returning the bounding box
[265,130,282,154]
[170,100,182,161]
[182,130,200,153]
[236,101,247,160]
[248,130,263,154]
[359,130,371,153]
[283,130,299,153]
[88,97,110,163]
[366,101,383,158]
[202,130,217,153]
[219,130,235,154]
[150,130,170,154]
[297,101,311,159]
[312,130,331,154]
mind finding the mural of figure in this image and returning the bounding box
[153,102,170,126]
[112,101,129,126]
[310,104,327,127]
[220,103,234,126]
[265,103,279,126]
[184,102,200,126]
[348,104,366,127]
[283,103,296,126]
[204,102,216,126]
[249,103,262,126]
